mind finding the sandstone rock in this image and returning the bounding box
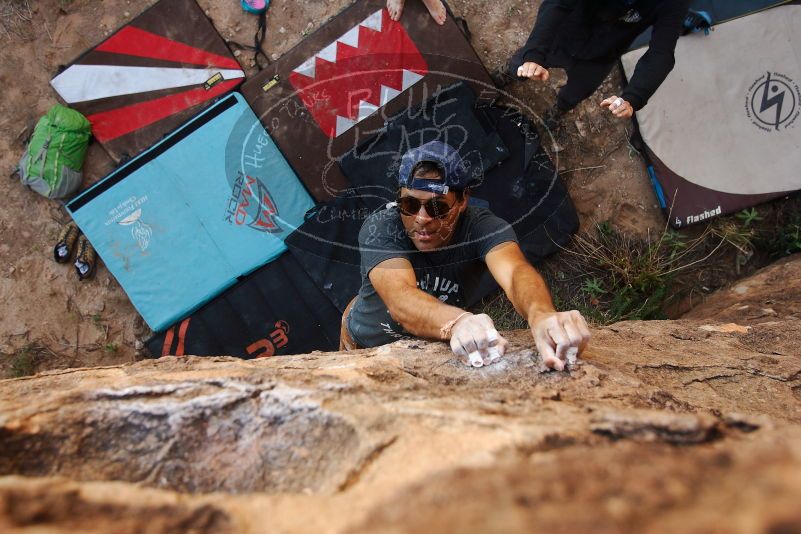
[0,478,234,534]
[685,254,801,324]
[351,434,801,534]
[590,408,719,444]
[0,317,799,533]
[699,323,750,334]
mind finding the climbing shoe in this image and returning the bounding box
[54,223,80,263]
[74,235,97,281]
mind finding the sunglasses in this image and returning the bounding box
[397,195,457,219]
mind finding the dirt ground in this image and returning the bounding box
[0,0,713,377]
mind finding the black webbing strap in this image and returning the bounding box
[228,6,272,71]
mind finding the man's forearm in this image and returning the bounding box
[386,285,467,340]
[507,263,557,324]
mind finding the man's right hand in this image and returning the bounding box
[450,313,508,367]
[529,310,591,371]
[517,62,550,81]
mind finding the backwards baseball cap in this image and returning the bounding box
[398,141,472,195]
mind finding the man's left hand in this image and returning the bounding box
[600,96,634,119]
[529,310,591,371]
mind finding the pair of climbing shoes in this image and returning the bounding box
[53,223,97,281]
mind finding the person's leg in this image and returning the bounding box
[339,297,361,351]
[387,0,405,21]
[421,0,447,25]
[555,60,616,112]
[388,0,446,25]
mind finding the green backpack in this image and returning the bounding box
[19,104,91,200]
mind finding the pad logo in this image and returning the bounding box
[204,72,224,90]
[262,75,280,92]
[746,72,800,132]
[246,320,291,358]
[685,205,721,225]
[417,273,460,304]
[224,172,282,233]
[620,9,642,23]
[105,195,153,252]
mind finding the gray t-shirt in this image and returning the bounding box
[347,206,517,347]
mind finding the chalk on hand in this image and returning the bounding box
[468,351,484,368]
[566,347,579,366]
[487,329,499,343]
[487,329,501,363]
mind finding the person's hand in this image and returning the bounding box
[450,313,509,368]
[517,62,550,81]
[529,310,591,371]
[600,96,634,119]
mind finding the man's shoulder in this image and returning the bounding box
[460,206,518,253]
[358,205,405,247]
[359,206,400,233]
[463,206,510,227]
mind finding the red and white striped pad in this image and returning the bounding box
[49,0,244,161]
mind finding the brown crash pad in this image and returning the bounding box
[240,0,498,201]
[50,0,244,163]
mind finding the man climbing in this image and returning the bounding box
[341,141,590,370]
[497,0,691,126]
[387,0,447,25]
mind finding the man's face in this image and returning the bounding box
[398,186,468,252]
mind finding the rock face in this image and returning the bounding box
[684,254,801,324]
[1,261,801,533]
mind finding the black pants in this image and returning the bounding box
[509,48,616,112]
